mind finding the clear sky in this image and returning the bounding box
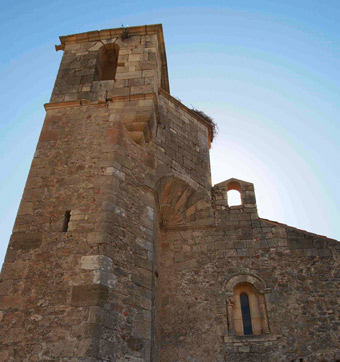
[1,0,340,267]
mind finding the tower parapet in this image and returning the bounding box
[51,24,169,103]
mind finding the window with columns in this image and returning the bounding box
[225,273,270,337]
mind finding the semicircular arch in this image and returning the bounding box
[156,176,213,228]
[225,272,267,295]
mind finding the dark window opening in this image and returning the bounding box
[62,210,71,232]
[240,293,253,335]
[95,43,119,81]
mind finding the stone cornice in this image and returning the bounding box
[44,88,214,145]
[55,24,170,93]
[44,92,157,110]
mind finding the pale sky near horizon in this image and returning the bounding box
[1,0,340,268]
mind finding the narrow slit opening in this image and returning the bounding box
[240,292,253,335]
[62,210,71,232]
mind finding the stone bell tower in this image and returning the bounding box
[0,25,214,361]
[2,24,340,362]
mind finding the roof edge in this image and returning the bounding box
[58,24,163,45]
[260,218,339,243]
[214,178,254,188]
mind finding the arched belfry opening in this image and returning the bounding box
[227,190,242,206]
[213,178,258,213]
[226,180,242,206]
[95,43,119,81]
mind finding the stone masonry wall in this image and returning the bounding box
[155,92,211,195]
[51,30,162,103]
[0,23,214,360]
[0,98,159,361]
[156,179,340,362]
[1,24,339,362]
[1,25,171,361]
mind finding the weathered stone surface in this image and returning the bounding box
[1,24,339,362]
[71,285,109,307]
[9,232,42,251]
[127,336,144,351]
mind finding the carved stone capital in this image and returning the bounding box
[226,297,235,307]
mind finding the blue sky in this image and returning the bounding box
[1,0,340,267]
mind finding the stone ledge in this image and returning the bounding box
[44,92,157,110]
[224,333,279,343]
[57,24,163,47]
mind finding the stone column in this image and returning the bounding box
[226,297,235,335]
[259,294,270,333]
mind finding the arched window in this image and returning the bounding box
[95,43,119,81]
[225,273,270,338]
[227,190,242,206]
[233,283,263,336]
[226,181,242,206]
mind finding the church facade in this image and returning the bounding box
[1,24,339,362]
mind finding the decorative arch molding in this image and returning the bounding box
[156,175,213,228]
[224,272,271,337]
[224,272,269,296]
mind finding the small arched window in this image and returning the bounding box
[95,43,119,81]
[233,283,263,336]
[225,273,270,338]
[227,190,242,206]
[226,181,242,206]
